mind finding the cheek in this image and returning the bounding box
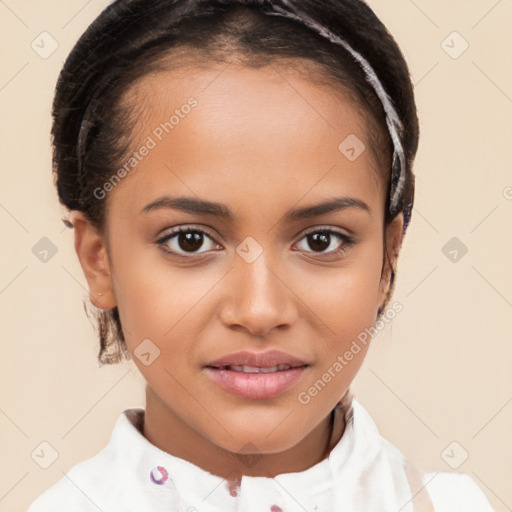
[110,244,222,349]
[294,252,381,404]
[299,242,383,335]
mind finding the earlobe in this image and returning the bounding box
[71,212,117,310]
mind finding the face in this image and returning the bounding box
[74,60,403,475]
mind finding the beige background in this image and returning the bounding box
[0,1,511,511]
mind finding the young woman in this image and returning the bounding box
[29,0,494,510]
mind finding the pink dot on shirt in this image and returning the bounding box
[227,479,240,497]
[150,465,168,485]
[270,506,283,512]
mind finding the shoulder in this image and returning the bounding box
[28,446,121,512]
[347,399,494,511]
[27,409,143,512]
[423,471,494,512]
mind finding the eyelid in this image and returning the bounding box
[298,224,353,238]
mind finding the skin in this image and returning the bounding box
[73,61,403,486]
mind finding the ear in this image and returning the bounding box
[378,212,404,310]
[71,212,117,310]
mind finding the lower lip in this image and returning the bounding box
[204,366,308,400]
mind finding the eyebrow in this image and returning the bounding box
[140,195,371,220]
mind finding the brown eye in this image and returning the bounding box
[156,227,222,256]
[295,228,356,256]
[306,232,331,252]
[177,231,204,252]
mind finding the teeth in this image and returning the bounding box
[243,365,265,373]
[224,364,293,373]
[259,366,280,373]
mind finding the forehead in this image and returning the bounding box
[107,61,386,221]
[127,58,371,140]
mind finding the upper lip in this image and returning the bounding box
[205,350,309,369]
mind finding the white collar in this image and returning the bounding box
[30,396,495,511]
[108,397,414,511]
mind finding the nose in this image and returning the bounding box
[218,250,298,337]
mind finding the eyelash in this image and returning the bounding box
[155,225,356,259]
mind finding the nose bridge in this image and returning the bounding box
[240,248,279,298]
[221,240,295,334]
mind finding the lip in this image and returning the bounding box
[204,366,308,400]
[204,349,308,369]
[203,349,309,400]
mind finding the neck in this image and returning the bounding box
[142,386,347,483]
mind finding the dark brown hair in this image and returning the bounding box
[52,0,419,365]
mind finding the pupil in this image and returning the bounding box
[179,232,203,252]
[309,232,330,252]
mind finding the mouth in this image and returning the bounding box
[203,350,310,399]
[204,349,309,370]
[205,363,307,373]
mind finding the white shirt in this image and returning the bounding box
[28,398,494,511]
